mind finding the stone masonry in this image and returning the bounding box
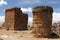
[52,22,60,36]
[32,6,53,38]
[4,7,28,30]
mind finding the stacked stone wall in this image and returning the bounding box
[32,6,53,37]
[5,7,28,30]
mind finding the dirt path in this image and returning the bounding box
[0,29,60,40]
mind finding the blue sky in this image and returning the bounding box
[0,0,60,16]
[0,0,60,26]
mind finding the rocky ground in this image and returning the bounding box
[0,29,60,40]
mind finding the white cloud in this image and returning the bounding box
[21,7,32,13]
[28,17,33,26]
[21,7,33,26]
[3,9,5,12]
[0,0,7,6]
[53,12,60,23]
[0,16,5,26]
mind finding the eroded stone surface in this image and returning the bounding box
[4,7,28,30]
[32,6,53,38]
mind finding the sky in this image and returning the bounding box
[0,0,60,26]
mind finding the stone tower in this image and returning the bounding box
[5,7,28,30]
[32,6,53,37]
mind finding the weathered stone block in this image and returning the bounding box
[4,7,28,30]
[32,6,53,38]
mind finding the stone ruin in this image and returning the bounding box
[51,22,60,38]
[32,6,53,38]
[2,6,59,38]
[4,7,28,30]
